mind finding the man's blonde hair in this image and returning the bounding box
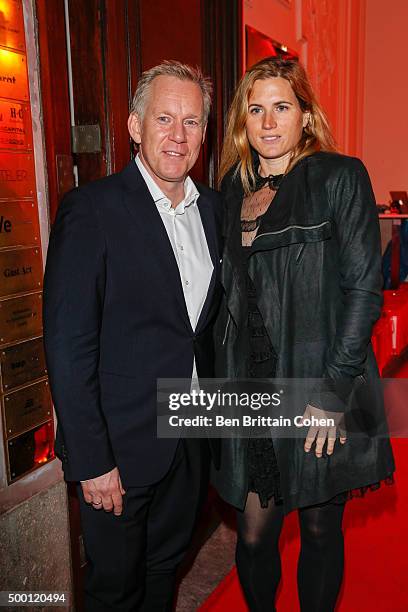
[130,60,212,123]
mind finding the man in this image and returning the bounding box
[44,61,222,611]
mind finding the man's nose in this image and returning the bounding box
[262,111,277,130]
[169,120,187,143]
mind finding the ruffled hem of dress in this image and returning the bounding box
[344,474,395,501]
[249,487,283,508]
[248,438,282,508]
[328,474,395,505]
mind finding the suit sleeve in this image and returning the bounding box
[43,189,116,480]
[310,159,383,411]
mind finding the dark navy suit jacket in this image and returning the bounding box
[43,161,222,486]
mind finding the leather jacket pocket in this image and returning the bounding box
[251,219,332,252]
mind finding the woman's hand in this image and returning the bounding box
[302,404,347,457]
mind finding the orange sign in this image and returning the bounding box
[0,0,25,52]
[0,0,25,51]
[0,99,31,150]
[0,200,40,248]
[0,152,36,199]
[0,48,28,101]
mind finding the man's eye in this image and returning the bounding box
[158,116,171,123]
[184,119,199,127]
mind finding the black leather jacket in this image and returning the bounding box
[212,152,395,513]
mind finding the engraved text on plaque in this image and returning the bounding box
[0,337,47,391]
[0,152,36,199]
[0,247,43,297]
[0,48,28,100]
[0,201,40,248]
[3,379,52,438]
[0,292,43,346]
[0,99,31,151]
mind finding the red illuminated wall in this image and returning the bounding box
[243,0,407,208]
[243,0,366,157]
[362,0,408,204]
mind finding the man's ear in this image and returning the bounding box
[128,113,142,144]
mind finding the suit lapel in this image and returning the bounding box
[120,161,192,328]
[196,190,220,332]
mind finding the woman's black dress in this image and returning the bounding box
[243,243,283,508]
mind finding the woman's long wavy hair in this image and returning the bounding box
[218,57,336,194]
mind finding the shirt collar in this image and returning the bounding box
[135,154,199,213]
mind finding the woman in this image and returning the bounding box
[212,57,395,611]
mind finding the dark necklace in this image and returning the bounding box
[254,172,284,192]
[241,216,262,232]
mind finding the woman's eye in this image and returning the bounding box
[275,105,289,112]
[158,116,171,123]
[249,107,262,115]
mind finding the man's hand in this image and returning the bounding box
[81,467,126,516]
[302,404,347,458]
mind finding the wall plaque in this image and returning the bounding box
[0,291,42,346]
[3,379,52,438]
[0,100,31,150]
[0,0,53,485]
[6,420,54,483]
[0,152,36,199]
[0,200,40,249]
[0,48,28,100]
[0,247,42,297]
[0,0,25,52]
[0,337,46,391]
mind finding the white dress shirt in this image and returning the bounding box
[135,155,214,378]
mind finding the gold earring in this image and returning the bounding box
[304,113,313,134]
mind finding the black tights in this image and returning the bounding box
[236,492,346,612]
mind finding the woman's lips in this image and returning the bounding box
[261,135,281,142]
